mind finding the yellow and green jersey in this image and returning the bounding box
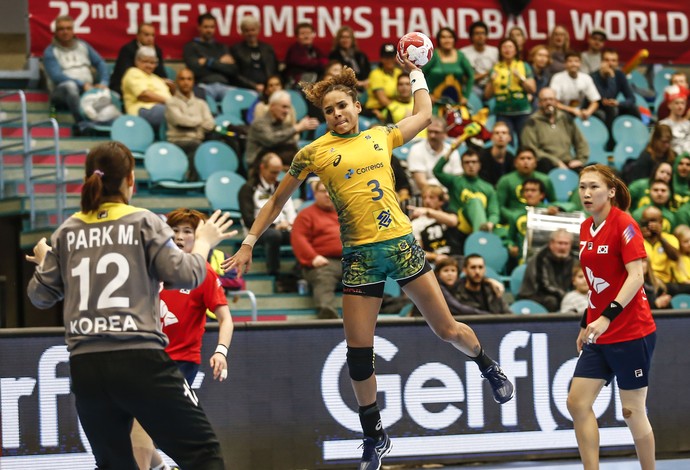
[289,125,411,247]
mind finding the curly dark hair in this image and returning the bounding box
[300,67,359,108]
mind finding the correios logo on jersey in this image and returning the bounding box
[319,332,634,461]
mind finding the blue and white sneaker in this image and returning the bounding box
[359,433,392,470]
[482,362,515,404]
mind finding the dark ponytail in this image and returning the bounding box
[81,141,135,213]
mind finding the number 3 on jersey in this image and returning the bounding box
[71,253,131,310]
[367,179,383,201]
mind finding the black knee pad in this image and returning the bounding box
[346,346,375,381]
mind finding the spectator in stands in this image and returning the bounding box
[673,153,690,207]
[560,264,589,314]
[457,254,511,314]
[629,161,674,211]
[407,116,462,192]
[460,21,499,98]
[323,60,344,80]
[591,48,640,132]
[364,43,402,121]
[478,121,514,185]
[484,38,536,138]
[656,72,690,121]
[632,180,677,232]
[425,27,474,106]
[328,25,371,89]
[580,28,607,74]
[245,90,319,168]
[291,178,342,319]
[183,13,239,101]
[549,51,600,120]
[121,46,171,131]
[640,205,679,286]
[433,257,504,316]
[521,87,589,172]
[229,15,279,93]
[642,258,672,309]
[407,184,463,264]
[110,23,167,96]
[546,25,570,74]
[381,73,413,125]
[504,178,561,265]
[659,85,690,156]
[507,26,527,60]
[164,68,215,181]
[528,44,552,105]
[671,225,690,289]
[283,22,328,88]
[239,152,297,278]
[249,74,293,124]
[43,15,109,133]
[434,148,500,234]
[496,147,557,224]
[518,228,576,312]
[623,124,676,184]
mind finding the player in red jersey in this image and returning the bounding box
[567,164,656,470]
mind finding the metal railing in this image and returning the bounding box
[0,90,70,228]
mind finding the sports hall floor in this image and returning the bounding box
[407,456,690,469]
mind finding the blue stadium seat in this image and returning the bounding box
[509,264,527,296]
[510,299,548,314]
[612,140,645,171]
[287,89,308,121]
[548,168,579,202]
[110,115,154,159]
[204,170,246,219]
[575,116,608,155]
[194,140,240,181]
[653,67,676,96]
[464,231,508,274]
[611,115,649,148]
[671,293,690,310]
[144,142,204,190]
[221,88,258,121]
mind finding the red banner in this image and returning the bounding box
[29,0,690,64]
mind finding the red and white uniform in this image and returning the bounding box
[160,263,227,363]
[579,206,656,344]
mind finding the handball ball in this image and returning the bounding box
[397,32,434,67]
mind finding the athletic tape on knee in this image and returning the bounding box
[347,346,375,381]
[622,405,653,439]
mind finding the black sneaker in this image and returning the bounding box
[481,362,514,404]
[359,433,392,470]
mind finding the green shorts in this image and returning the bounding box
[342,233,430,297]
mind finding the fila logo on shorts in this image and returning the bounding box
[635,369,644,378]
[597,245,609,254]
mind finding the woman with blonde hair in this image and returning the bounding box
[547,25,570,74]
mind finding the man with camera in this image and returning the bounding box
[640,206,679,285]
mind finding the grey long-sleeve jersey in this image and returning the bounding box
[27,203,207,356]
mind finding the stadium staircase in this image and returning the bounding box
[0,89,338,323]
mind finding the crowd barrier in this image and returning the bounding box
[0,311,688,469]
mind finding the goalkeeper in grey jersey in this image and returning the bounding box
[27,141,236,470]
